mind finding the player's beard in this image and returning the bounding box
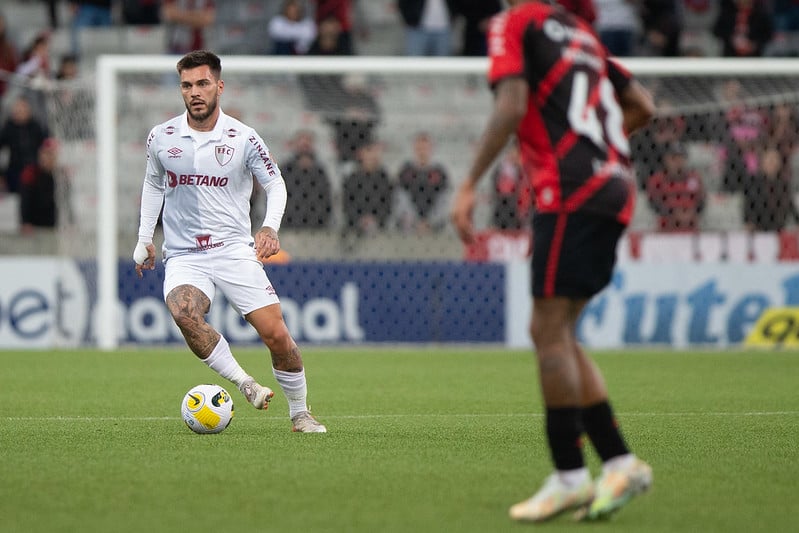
[186,95,218,123]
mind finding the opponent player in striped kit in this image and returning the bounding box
[133,50,325,433]
[452,0,655,522]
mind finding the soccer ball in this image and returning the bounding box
[181,384,234,434]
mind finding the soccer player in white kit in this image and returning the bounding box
[133,50,326,433]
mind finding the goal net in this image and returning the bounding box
[28,56,799,348]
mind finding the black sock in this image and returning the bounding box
[582,401,629,462]
[545,407,584,470]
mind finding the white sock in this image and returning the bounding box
[273,368,308,418]
[202,336,249,387]
[603,453,635,474]
[557,467,591,488]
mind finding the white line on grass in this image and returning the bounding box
[4,411,798,422]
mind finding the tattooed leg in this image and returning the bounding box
[166,284,219,359]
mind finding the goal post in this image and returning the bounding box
[92,56,799,350]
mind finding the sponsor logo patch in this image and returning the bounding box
[166,170,229,187]
[189,234,225,253]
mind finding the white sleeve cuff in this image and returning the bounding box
[260,178,287,232]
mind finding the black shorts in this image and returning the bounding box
[532,212,625,299]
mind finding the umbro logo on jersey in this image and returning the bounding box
[215,144,234,166]
[224,128,241,138]
[164,125,176,135]
[167,147,183,158]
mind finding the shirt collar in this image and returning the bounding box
[179,110,227,142]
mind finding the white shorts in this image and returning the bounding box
[163,243,280,316]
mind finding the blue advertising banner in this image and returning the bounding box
[118,261,507,344]
[505,261,799,349]
[4,258,797,349]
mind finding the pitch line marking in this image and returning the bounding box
[4,411,798,422]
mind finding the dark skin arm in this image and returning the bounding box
[619,79,656,135]
[451,77,529,244]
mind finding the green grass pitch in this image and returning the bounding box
[1,347,796,532]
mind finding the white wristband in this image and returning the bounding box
[133,242,150,265]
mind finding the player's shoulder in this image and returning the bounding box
[489,1,557,45]
[504,1,553,24]
[502,1,591,31]
[218,111,260,145]
[148,114,184,143]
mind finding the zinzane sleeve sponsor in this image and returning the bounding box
[246,129,287,231]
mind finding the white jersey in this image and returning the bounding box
[138,110,286,260]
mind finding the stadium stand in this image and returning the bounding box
[3,1,799,265]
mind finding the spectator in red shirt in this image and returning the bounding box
[646,141,706,232]
[713,0,774,57]
[491,141,531,230]
[307,14,351,55]
[0,12,18,98]
[19,138,60,234]
[312,0,356,54]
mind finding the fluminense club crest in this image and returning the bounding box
[215,144,234,166]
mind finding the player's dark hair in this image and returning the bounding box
[176,50,222,79]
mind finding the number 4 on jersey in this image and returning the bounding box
[567,71,630,156]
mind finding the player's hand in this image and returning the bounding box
[255,226,280,263]
[451,183,477,244]
[134,242,156,278]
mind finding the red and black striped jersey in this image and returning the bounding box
[487,1,636,224]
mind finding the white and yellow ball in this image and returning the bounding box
[181,384,234,434]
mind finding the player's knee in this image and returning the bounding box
[529,318,547,346]
[258,323,293,351]
[530,317,566,349]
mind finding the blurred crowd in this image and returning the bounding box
[21,0,799,60]
[1,0,799,241]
